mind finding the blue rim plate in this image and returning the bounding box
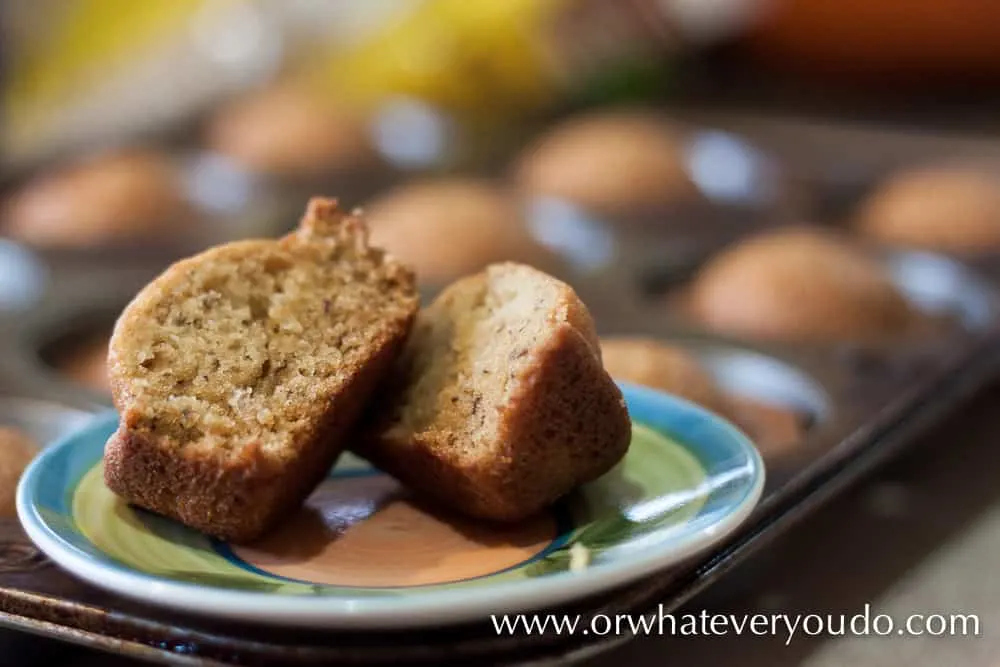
[17,383,764,629]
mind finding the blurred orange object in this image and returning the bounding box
[744,0,1000,81]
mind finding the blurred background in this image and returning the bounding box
[5,0,1000,404]
[6,0,1000,164]
[4,1,1000,666]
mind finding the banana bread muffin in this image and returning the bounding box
[105,198,419,542]
[687,227,915,342]
[600,337,731,418]
[513,109,700,218]
[357,263,631,522]
[366,179,559,286]
[855,164,1000,253]
[205,83,374,178]
[2,149,190,248]
[0,427,38,517]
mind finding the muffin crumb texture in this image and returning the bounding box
[358,262,631,522]
[105,198,418,542]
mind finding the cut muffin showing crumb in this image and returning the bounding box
[105,198,418,543]
[356,263,632,523]
[52,331,111,395]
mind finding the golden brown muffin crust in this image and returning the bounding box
[855,165,1000,252]
[2,150,189,248]
[687,227,915,342]
[513,109,700,216]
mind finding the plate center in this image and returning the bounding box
[227,473,560,587]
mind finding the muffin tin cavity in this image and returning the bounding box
[682,340,826,461]
[41,328,112,397]
[0,396,93,517]
[35,310,117,399]
[524,197,619,273]
[174,149,304,247]
[0,241,46,311]
[885,249,998,331]
[0,396,93,448]
[681,129,798,213]
[693,343,829,424]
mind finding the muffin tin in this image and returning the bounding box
[2,109,1000,666]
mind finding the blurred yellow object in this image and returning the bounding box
[313,0,571,117]
[3,0,756,165]
[7,0,208,124]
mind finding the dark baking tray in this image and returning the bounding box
[3,114,1000,666]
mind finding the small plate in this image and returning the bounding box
[17,383,764,629]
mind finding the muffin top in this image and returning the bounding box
[599,337,731,418]
[0,427,38,516]
[3,149,188,248]
[365,179,559,286]
[513,109,700,218]
[205,83,374,178]
[855,164,1000,253]
[687,227,915,342]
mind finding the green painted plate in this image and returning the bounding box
[18,382,764,629]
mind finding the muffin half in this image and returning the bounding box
[357,263,631,522]
[105,199,418,542]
